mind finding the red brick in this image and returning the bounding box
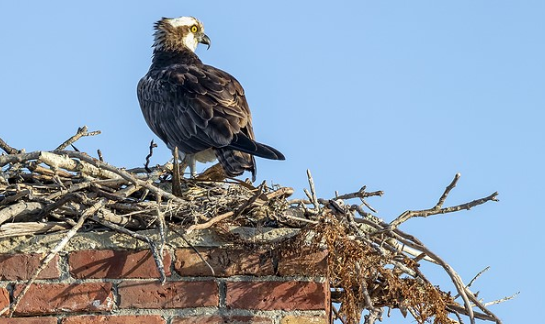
[277,249,328,276]
[62,315,166,324]
[174,248,328,277]
[0,254,60,280]
[226,281,328,311]
[69,249,171,279]
[280,314,329,324]
[13,283,114,315]
[0,287,9,311]
[118,281,218,309]
[0,318,57,324]
[172,315,273,324]
[174,248,274,277]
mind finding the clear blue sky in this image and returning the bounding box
[1,1,543,323]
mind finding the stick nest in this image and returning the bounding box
[0,127,508,324]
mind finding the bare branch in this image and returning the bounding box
[484,292,519,306]
[436,173,461,208]
[463,266,491,293]
[144,140,157,173]
[97,149,104,162]
[335,186,384,200]
[172,146,183,197]
[306,169,320,210]
[0,137,19,154]
[0,222,71,238]
[0,201,44,225]
[55,126,101,151]
[390,174,498,228]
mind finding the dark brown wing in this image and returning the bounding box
[137,62,284,178]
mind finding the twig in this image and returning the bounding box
[436,173,460,208]
[332,304,348,324]
[172,147,183,197]
[62,151,185,203]
[446,304,501,322]
[288,198,312,205]
[464,266,490,293]
[358,262,374,309]
[0,189,32,206]
[38,151,120,179]
[259,186,294,201]
[335,186,384,200]
[233,181,266,220]
[0,151,41,168]
[364,308,383,324]
[184,211,235,233]
[0,137,19,154]
[306,169,320,210]
[0,222,71,238]
[484,292,519,306]
[0,201,44,225]
[156,196,167,258]
[280,212,319,224]
[145,140,157,173]
[185,181,266,233]
[55,126,101,151]
[389,174,499,229]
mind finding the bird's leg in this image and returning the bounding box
[181,154,197,178]
[173,149,191,178]
[188,156,197,178]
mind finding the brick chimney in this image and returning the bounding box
[0,227,330,324]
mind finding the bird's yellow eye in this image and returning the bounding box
[191,25,198,33]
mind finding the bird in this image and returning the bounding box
[137,16,285,182]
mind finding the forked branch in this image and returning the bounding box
[389,173,498,229]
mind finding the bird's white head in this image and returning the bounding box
[152,16,210,52]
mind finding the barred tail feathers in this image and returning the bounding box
[215,148,256,182]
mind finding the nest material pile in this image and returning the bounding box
[0,127,508,324]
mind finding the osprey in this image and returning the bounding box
[137,16,285,181]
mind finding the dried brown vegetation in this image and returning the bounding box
[0,127,509,323]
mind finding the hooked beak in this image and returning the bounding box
[199,34,211,50]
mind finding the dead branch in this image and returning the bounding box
[484,292,519,306]
[55,126,101,151]
[0,137,19,154]
[0,201,44,225]
[0,222,71,238]
[305,169,320,211]
[462,266,491,295]
[63,151,185,203]
[389,173,498,229]
[172,146,183,197]
[335,186,384,200]
[145,140,157,173]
